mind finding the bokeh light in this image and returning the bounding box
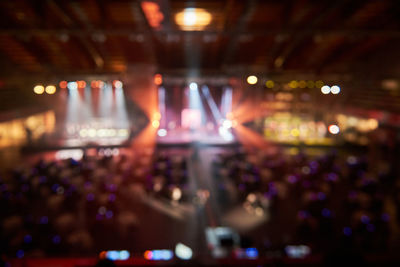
[247,75,258,85]
[45,85,56,94]
[321,85,330,94]
[33,85,45,94]
[328,124,340,134]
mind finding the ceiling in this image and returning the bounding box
[0,0,400,113]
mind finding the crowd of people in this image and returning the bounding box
[0,148,189,259]
[2,136,400,263]
[212,143,400,258]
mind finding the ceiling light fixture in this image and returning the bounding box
[175,8,212,31]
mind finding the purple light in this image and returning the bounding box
[109,194,116,202]
[317,192,326,200]
[16,250,24,258]
[322,208,331,218]
[39,176,47,183]
[287,175,297,184]
[327,173,338,182]
[309,161,319,170]
[107,184,117,192]
[86,193,95,201]
[52,235,61,244]
[24,234,32,243]
[381,213,390,222]
[106,210,114,219]
[361,215,370,224]
[298,210,309,219]
[343,227,352,236]
[39,216,48,224]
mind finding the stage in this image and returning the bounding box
[156,127,238,147]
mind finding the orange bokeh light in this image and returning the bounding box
[154,74,162,85]
[59,81,67,89]
[77,80,86,89]
[141,2,164,28]
[144,250,153,260]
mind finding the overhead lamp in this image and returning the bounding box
[175,8,212,31]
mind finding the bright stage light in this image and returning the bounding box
[119,250,130,260]
[171,187,182,201]
[77,81,86,89]
[219,126,234,141]
[222,119,233,129]
[33,85,45,94]
[45,85,56,94]
[175,8,212,31]
[330,85,340,94]
[175,243,193,260]
[154,74,163,85]
[367,118,378,130]
[247,75,258,85]
[144,250,173,261]
[189,82,198,90]
[328,124,340,134]
[152,120,160,128]
[59,81,67,89]
[321,85,330,94]
[157,129,167,137]
[67,82,78,90]
[114,80,123,89]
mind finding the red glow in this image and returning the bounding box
[141,2,164,28]
[144,250,153,260]
[154,74,162,85]
[99,251,107,259]
[91,81,98,88]
[59,81,67,89]
[77,81,86,89]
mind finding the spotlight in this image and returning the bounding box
[45,85,56,94]
[152,120,160,128]
[222,119,233,129]
[189,82,198,90]
[247,75,258,85]
[154,74,163,85]
[330,85,340,94]
[67,82,78,90]
[77,80,86,89]
[33,85,45,94]
[59,81,67,89]
[321,85,330,94]
[328,124,340,134]
[171,187,182,201]
[175,8,212,31]
[114,80,123,89]
[157,129,167,137]
[175,243,193,260]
